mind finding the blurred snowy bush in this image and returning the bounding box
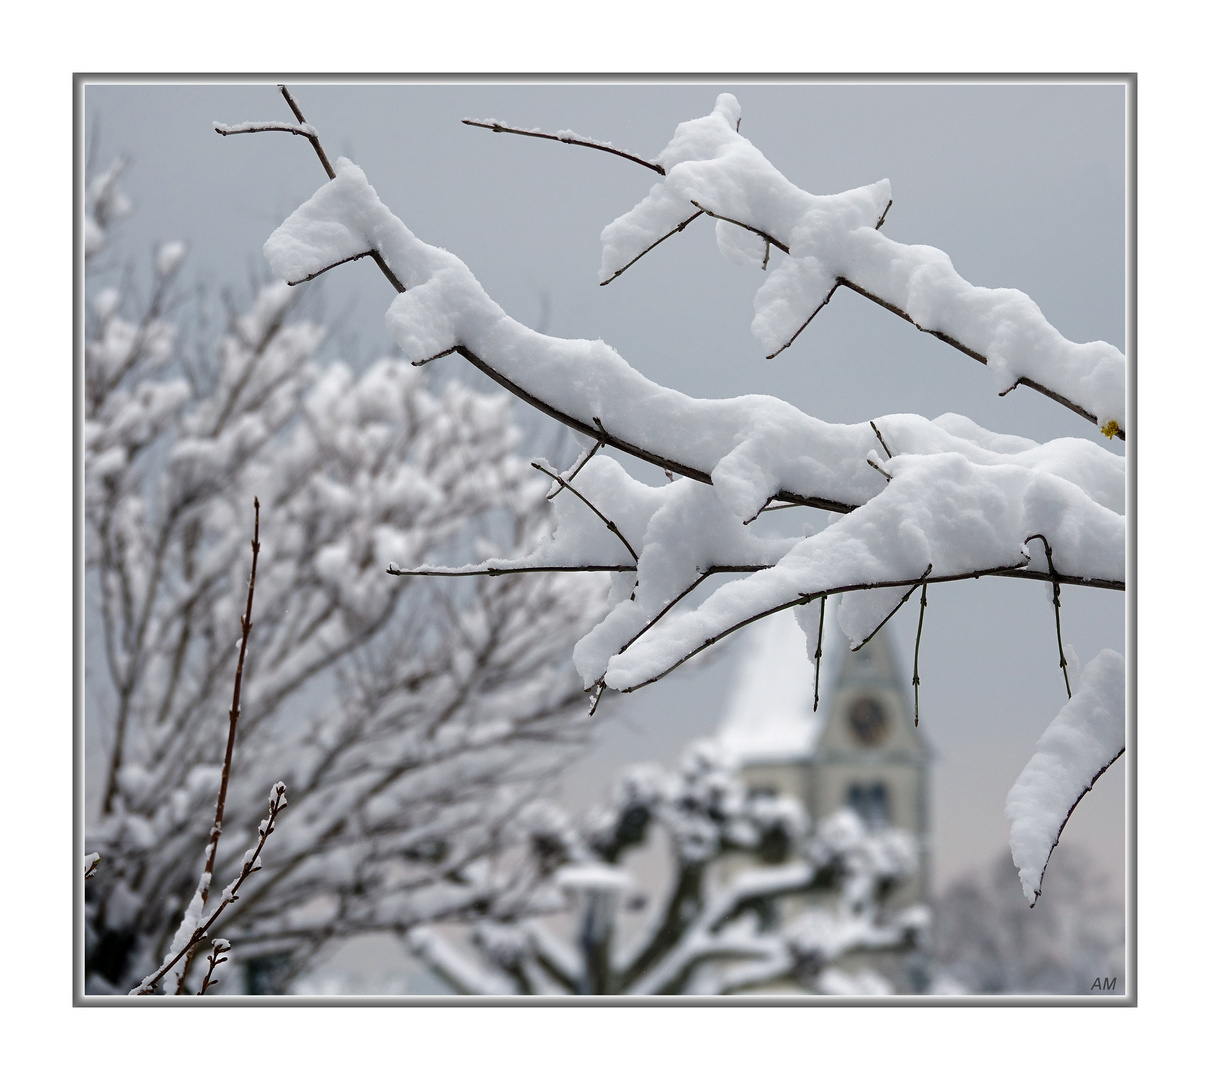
[82,163,605,994]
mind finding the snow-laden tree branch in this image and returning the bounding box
[225,86,1126,908]
[467,95,1124,438]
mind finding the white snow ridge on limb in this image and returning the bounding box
[1005,650,1125,906]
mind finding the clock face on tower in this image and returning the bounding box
[848,696,888,747]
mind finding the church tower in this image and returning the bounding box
[716,609,931,908]
[810,626,930,906]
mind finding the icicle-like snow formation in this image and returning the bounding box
[1005,649,1126,905]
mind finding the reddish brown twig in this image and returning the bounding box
[549,439,604,498]
[913,580,928,726]
[812,596,826,713]
[462,118,665,175]
[387,562,636,578]
[530,460,638,563]
[204,498,261,893]
[214,83,336,182]
[159,497,261,993]
[599,211,704,286]
[1026,533,1073,699]
[689,200,790,255]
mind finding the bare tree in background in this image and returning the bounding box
[932,849,1125,995]
[83,163,604,994]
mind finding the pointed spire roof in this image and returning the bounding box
[829,624,909,699]
[716,609,824,764]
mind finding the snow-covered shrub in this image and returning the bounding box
[408,743,926,995]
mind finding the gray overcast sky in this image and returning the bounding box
[83,78,1127,895]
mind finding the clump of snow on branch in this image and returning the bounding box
[84,159,132,260]
[1005,649,1126,905]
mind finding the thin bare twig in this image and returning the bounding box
[550,439,604,498]
[599,211,704,286]
[688,201,791,255]
[615,571,716,657]
[866,454,893,482]
[607,562,783,664]
[286,249,377,286]
[461,118,665,175]
[756,501,800,515]
[765,280,844,360]
[176,497,260,990]
[869,420,892,459]
[214,118,335,182]
[742,496,781,526]
[277,84,334,179]
[530,460,638,563]
[913,580,928,726]
[1025,533,1072,698]
[412,347,458,367]
[387,562,635,578]
[204,498,261,891]
[813,596,826,712]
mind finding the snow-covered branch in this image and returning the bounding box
[469,97,1125,438]
[249,106,1123,695]
[220,86,1126,912]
